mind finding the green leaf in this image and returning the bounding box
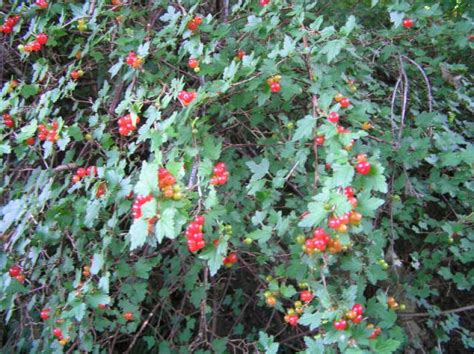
[155,208,177,243]
[292,115,314,142]
[130,219,148,250]
[304,337,325,354]
[331,164,355,187]
[298,202,328,228]
[90,254,104,275]
[20,84,39,98]
[16,120,37,142]
[371,339,401,354]
[299,312,322,330]
[135,161,159,195]
[258,331,279,354]
[86,293,110,308]
[320,39,345,63]
[246,158,270,182]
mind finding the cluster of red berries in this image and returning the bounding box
[188,58,200,73]
[40,308,51,320]
[344,186,359,210]
[118,113,140,136]
[284,312,299,326]
[266,75,281,93]
[35,0,48,9]
[0,15,20,34]
[210,162,229,185]
[23,33,48,53]
[355,153,371,175]
[178,90,197,106]
[185,215,206,253]
[132,195,153,219]
[235,50,246,61]
[327,211,360,234]
[9,265,25,283]
[96,182,107,198]
[3,113,14,128]
[334,93,351,109]
[260,0,270,6]
[126,51,143,69]
[71,69,84,80]
[368,325,382,339]
[38,121,59,142]
[158,168,182,200]
[334,303,365,331]
[71,166,97,184]
[187,16,202,31]
[303,227,330,253]
[223,252,238,267]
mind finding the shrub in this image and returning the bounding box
[1,1,473,353]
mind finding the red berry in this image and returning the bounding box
[300,290,314,303]
[26,137,35,145]
[98,304,107,309]
[237,50,246,60]
[123,312,133,321]
[314,135,325,145]
[52,328,62,338]
[35,0,48,9]
[9,265,21,277]
[287,314,299,327]
[340,97,350,109]
[227,252,238,264]
[76,168,87,178]
[402,18,414,29]
[356,161,371,175]
[270,82,281,93]
[260,0,270,6]
[328,112,339,123]
[344,186,355,198]
[40,309,50,320]
[334,319,347,330]
[36,33,48,45]
[188,58,199,69]
[352,303,364,316]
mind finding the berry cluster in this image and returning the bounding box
[38,121,59,142]
[334,93,351,109]
[334,303,365,331]
[9,265,25,283]
[132,195,153,220]
[188,58,200,73]
[187,16,202,31]
[0,15,20,34]
[264,290,277,306]
[71,166,97,184]
[266,75,281,93]
[158,168,182,200]
[303,227,331,253]
[35,0,48,9]
[223,252,238,267]
[40,308,50,320]
[126,51,143,69]
[3,113,14,128]
[368,325,382,339]
[118,113,140,136]
[71,69,84,80]
[178,90,197,106]
[185,215,206,253]
[355,153,371,175]
[23,33,48,53]
[345,303,364,324]
[210,162,229,185]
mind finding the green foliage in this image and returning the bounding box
[0,0,473,353]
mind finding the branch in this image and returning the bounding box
[399,304,474,319]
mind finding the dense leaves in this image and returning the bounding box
[0,0,473,353]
